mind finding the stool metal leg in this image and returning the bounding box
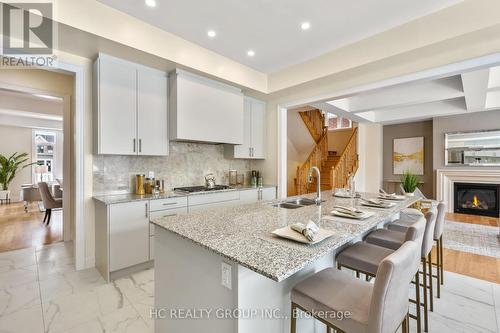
[436,239,441,299]
[422,257,429,332]
[439,236,444,285]
[415,272,422,333]
[428,253,434,312]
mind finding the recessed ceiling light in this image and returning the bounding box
[301,22,311,30]
[145,0,156,7]
[207,30,216,38]
[247,50,255,57]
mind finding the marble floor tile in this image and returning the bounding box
[428,284,497,332]
[37,255,76,280]
[43,282,130,333]
[131,296,154,329]
[0,264,38,289]
[61,306,150,333]
[0,304,44,333]
[440,272,494,306]
[492,283,500,332]
[114,269,154,304]
[36,242,74,263]
[0,248,36,273]
[39,268,106,303]
[0,281,41,316]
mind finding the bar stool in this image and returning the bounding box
[336,217,425,333]
[290,241,419,333]
[433,202,447,293]
[366,210,437,332]
[390,202,447,298]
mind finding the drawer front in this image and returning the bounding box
[188,191,240,206]
[149,197,187,211]
[149,207,188,235]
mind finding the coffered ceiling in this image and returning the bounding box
[314,65,500,124]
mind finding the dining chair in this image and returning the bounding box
[38,182,63,225]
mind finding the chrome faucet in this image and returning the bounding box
[307,166,322,205]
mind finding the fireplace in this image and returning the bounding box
[454,182,500,217]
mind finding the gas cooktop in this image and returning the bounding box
[173,185,231,193]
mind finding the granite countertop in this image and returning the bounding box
[92,192,186,205]
[92,185,277,204]
[151,192,420,282]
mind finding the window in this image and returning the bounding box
[327,114,352,130]
[33,130,56,183]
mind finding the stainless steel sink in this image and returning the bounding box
[273,197,322,209]
[273,202,303,209]
[285,198,317,206]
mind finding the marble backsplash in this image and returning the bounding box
[93,142,253,195]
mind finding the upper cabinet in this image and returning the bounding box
[169,70,244,144]
[94,53,168,156]
[225,97,266,159]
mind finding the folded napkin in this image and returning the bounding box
[361,198,393,208]
[291,221,320,241]
[332,205,364,216]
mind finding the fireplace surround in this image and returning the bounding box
[454,182,500,217]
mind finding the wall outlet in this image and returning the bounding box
[148,171,155,178]
[221,262,232,290]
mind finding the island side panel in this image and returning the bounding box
[155,227,238,333]
[237,255,333,333]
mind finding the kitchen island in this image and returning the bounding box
[151,191,419,333]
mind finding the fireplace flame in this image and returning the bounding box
[473,195,479,208]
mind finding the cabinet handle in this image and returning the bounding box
[139,139,142,153]
[249,147,252,157]
[162,202,178,206]
[145,202,148,218]
[163,213,177,218]
[133,139,136,153]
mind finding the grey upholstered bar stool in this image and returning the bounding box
[336,217,426,333]
[366,210,437,332]
[290,241,419,333]
[389,202,447,298]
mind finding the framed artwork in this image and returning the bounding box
[393,136,424,175]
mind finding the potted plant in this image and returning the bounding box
[400,169,419,196]
[0,152,35,201]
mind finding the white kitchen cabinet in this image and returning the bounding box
[169,70,244,144]
[137,67,168,156]
[94,55,137,155]
[225,97,266,159]
[109,201,150,272]
[239,187,276,203]
[94,53,168,156]
[260,187,276,201]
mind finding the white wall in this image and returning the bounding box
[0,125,33,201]
[355,123,383,193]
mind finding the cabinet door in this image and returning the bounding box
[109,201,150,271]
[260,187,276,201]
[239,189,259,204]
[137,68,168,156]
[232,98,252,158]
[98,56,137,155]
[250,99,266,159]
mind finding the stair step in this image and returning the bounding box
[328,151,337,156]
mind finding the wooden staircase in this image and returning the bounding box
[295,110,359,195]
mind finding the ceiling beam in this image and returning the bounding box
[310,102,371,123]
[461,69,489,110]
[368,98,467,124]
[327,76,464,113]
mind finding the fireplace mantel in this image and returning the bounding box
[436,168,500,213]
